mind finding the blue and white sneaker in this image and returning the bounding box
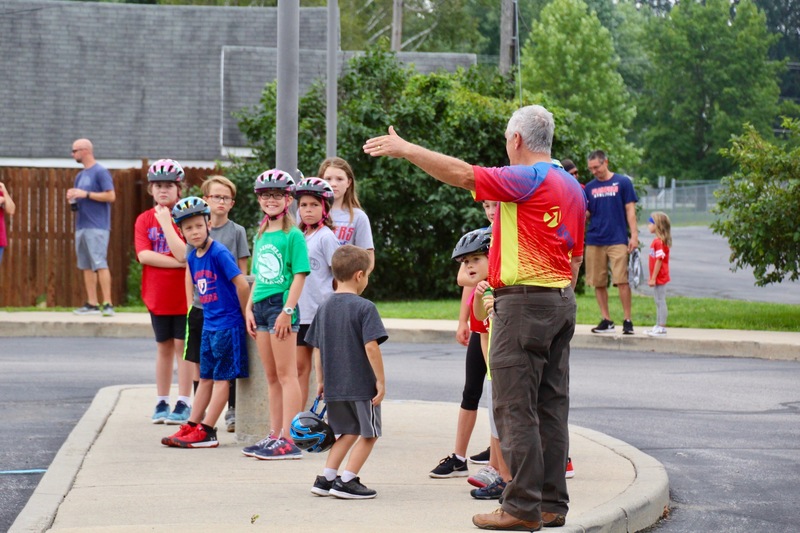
[151,400,170,424]
[165,400,191,425]
[241,432,276,457]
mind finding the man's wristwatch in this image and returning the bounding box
[283,307,294,315]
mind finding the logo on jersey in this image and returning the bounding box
[543,206,561,228]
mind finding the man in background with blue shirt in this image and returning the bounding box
[67,138,116,316]
[585,150,638,335]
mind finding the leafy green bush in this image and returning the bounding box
[712,118,800,285]
[231,48,584,299]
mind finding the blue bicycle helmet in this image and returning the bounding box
[290,397,335,453]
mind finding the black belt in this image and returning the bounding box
[494,285,564,296]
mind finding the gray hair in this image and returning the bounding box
[505,105,554,155]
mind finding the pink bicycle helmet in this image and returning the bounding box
[147,159,185,183]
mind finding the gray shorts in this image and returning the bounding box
[75,228,109,271]
[327,400,382,438]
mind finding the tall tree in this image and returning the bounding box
[519,0,639,171]
[641,0,783,182]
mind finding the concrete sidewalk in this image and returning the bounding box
[1,311,798,360]
[12,386,668,533]
[6,312,798,532]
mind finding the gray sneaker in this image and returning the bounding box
[225,407,235,433]
[73,303,101,315]
[101,303,115,317]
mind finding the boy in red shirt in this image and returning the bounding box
[134,159,193,424]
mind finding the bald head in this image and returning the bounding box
[71,138,96,167]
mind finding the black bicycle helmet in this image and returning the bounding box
[290,397,335,453]
[172,196,210,225]
[147,159,185,183]
[452,227,492,262]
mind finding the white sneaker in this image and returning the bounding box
[647,326,667,337]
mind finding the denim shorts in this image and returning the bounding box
[252,293,300,333]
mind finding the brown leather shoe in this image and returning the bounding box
[541,512,566,527]
[472,507,542,531]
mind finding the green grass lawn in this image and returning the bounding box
[4,288,798,332]
[374,287,800,333]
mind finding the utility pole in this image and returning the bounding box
[499,0,514,76]
[326,0,338,157]
[276,0,299,176]
[391,0,403,51]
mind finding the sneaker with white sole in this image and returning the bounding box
[101,303,115,317]
[469,447,490,465]
[73,303,101,315]
[566,457,575,479]
[468,465,500,488]
[623,319,635,335]
[225,407,235,433]
[241,432,275,457]
[253,438,303,460]
[165,400,191,425]
[173,424,219,448]
[647,326,667,337]
[162,422,197,446]
[311,475,335,497]
[151,400,170,424]
[429,453,469,478]
[591,319,615,333]
[329,476,377,499]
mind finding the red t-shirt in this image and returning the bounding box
[134,208,187,315]
[468,288,489,334]
[649,237,670,285]
[473,163,586,289]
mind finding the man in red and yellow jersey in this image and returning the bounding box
[364,105,586,532]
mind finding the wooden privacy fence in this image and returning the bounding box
[0,163,216,307]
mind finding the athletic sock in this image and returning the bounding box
[455,454,466,462]
[177,395,191,406]
[341,470,357,483]
[323,468,338,481]
[157,395,169,404]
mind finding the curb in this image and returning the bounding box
[565,427,670,533]
[9,385,131,533]
[10,384,670,533]
[2,316,797,362]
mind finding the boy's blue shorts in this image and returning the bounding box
[199,323,249,381]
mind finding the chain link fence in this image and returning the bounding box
[638,180,721,226]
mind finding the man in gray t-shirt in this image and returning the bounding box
[67,139,116,316]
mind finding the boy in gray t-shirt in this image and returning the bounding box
[305,245,388,500]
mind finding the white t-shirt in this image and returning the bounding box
[298,225,339,325]
[330,207,374,250]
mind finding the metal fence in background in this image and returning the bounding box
[638,180,722,226]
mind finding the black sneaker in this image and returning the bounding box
[429,453,469,478]
[623,319,634,335]
[329,476,377,499]
[311,475,334,497]
[469,447,491,465]
[591,319,615,334]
